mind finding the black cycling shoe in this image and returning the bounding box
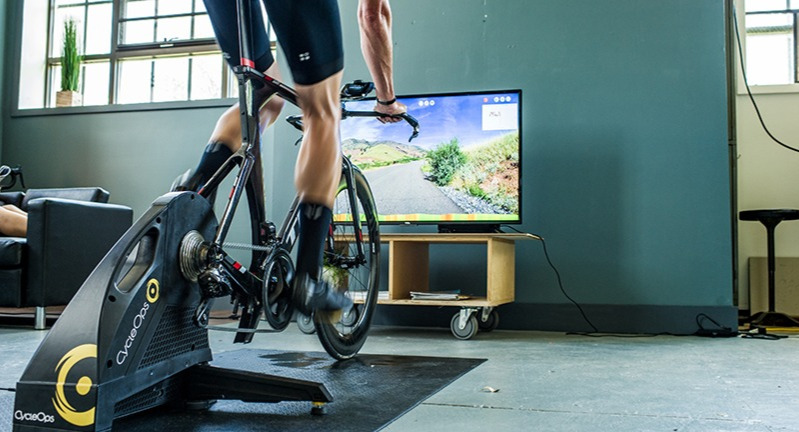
[293,273,353,316]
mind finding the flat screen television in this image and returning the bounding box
[339,89,522,232]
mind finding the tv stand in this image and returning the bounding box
[378,233,540,339]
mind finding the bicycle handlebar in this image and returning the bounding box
[344,110,420,142]
[286,110,420,143]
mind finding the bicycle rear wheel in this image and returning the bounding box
[314,166,380,360]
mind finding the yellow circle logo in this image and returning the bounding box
[52,344,97,427]
[146,279,160,303]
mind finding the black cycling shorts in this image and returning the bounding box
[203,0,344,85]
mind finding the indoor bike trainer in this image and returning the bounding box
[12,192,331,432]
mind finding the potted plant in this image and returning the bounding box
[56,18,82,107]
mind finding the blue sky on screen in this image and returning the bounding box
[341,92,519,151]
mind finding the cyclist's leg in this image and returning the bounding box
[263,0,351,313]
[292,72,353,314]
[293,73,343,209]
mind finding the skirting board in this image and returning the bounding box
[374,303,738,335]
[749,257,799,315]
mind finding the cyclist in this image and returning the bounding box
[179,0,406,314]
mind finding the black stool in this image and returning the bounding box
[740,209,799,327]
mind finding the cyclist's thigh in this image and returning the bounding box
[203,0,275,70]
[262,0,343,85]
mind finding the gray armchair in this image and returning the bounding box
[0,187,132,328]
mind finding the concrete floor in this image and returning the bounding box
[2,323,798,431]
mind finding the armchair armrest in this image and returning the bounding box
[0,192,25,207]
[24,198,132,307]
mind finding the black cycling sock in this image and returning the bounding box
[183,141,234,191]
[295,202,332,281]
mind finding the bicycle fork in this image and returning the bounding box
[328,158,368,268]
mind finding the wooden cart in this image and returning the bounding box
[378,233,540,339]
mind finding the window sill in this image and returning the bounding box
[737,83,799,96]
[10,98,237,118]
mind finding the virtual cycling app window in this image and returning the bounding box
[340,90,521,224]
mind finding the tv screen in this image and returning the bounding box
[339,89,521,226]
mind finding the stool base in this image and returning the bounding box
[750,311,799,327]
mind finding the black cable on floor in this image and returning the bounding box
[694,312,738,337]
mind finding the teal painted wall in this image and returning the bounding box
[1,0,733,331]
[0,0,6,158]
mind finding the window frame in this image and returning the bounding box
[737,0,799,95]
[10,0,269,117]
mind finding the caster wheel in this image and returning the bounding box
[296,312,316,334]
[450,313,478,340]
[340,304,360,327]
[478,309,499,332]
[311,402,327,416]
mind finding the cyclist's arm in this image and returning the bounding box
[357,0,406,120]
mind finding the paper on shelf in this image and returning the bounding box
[410,291,470,301]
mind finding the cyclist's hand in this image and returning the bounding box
[374,100,407,124]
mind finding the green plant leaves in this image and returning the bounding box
[61,18,82,92]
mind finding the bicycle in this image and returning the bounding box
[171,6,418,360]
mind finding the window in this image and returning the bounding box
[19,0,275,109]
[744,0,799,86]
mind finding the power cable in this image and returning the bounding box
[503,226,598,332]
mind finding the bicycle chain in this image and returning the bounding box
[222,242,272,252]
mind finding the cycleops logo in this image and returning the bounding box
[14,410,55,424]
[116,278,160,365]
[52,344,97,427]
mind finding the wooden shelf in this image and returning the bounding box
[376,233,540,307]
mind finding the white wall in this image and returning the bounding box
[734,1,799,311]
[736,90,799,310]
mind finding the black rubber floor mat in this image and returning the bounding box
[2,350,484,432]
